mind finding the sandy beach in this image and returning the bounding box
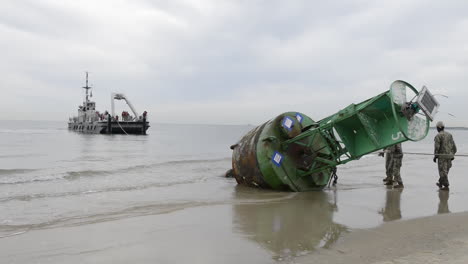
[299,211,468,264]
[1,203,468,264]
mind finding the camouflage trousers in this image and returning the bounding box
[385,155,402,183]
[437,158,452,187]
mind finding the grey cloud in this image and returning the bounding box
[0,0,467,126]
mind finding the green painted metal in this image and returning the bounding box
[230,80,433,191]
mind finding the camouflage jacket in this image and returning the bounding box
[434,131,457,159]
[384,143,403,158]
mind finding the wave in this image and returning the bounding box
[0,177,212,203]
[0,157,231,185]
[0,177,59,185]
[63,170,112,180]
[63,158,231,180]
[160,158,231,165]
[0,192,298,236]
[122,157,231,171]
[0,169,37,176]
[0,200,218,236]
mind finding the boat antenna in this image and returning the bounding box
[82,71,92,103]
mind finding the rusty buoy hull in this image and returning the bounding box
[231,112,332,191]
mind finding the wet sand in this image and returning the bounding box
[298,211,468,264]
[1,200,468,264]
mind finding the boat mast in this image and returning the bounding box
[82,72,92,104]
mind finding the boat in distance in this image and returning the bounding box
[68,73,150,135]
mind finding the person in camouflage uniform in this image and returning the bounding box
[433,121,457,190]
[380,143,404,188]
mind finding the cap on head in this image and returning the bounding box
[436,121,445,128]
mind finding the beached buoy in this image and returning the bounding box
[229,80,440,191]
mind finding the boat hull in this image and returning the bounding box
[68,121,149,135]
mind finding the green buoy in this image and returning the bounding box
[229,80,439,191]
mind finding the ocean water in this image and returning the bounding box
[0,121,467,263]
[0,121,253,228]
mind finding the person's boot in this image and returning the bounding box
[436,182,442,189]
[394,182,404,188]
[384,180,393,185]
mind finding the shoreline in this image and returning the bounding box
[1,202,468,263]
[298,211,468,264]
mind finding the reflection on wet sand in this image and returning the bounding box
[438,190,450,214]
[232,186,347,260]
[380,189,403,222]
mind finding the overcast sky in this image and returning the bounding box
[1,0,467,126]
